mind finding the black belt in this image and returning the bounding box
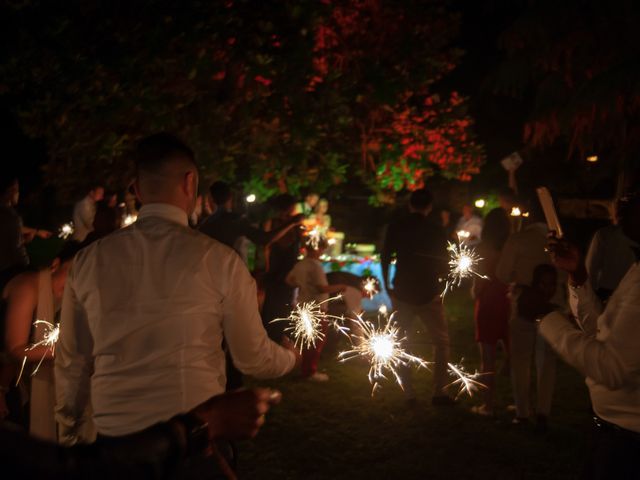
[593,416,640,441]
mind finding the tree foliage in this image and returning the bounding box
[492,0,640,163]
[1,0,484,200]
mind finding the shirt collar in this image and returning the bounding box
[138,203,189,227]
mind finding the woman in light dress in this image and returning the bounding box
[3,242,94,442]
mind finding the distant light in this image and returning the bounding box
[327,238,336,245]
[586,155,598,163]
[378,304,388,315]
[522,211,530,218]
[510,207,522,217]
[457,230,470,239]
[246,194,256,203]
[474,199,486,208]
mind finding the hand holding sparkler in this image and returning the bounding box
[15,320,60,385]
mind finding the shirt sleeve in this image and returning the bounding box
[55,263,95,445]
[568,282,603,336]
[585,231,603,291]
[220,253,295,378]
[238,217,275,246]
[540,304,640,390]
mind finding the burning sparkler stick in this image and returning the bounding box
[271,296,347,352]
[445,361,487,399]
[15,320,60,385]
[305,225,323,250]
[58,222,74,239]
[441,242,487,297]
[362,277,380,299]
[339,313,431,395]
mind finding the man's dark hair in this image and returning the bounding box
[56,241,84,264]
[209,181,232,205]
[135,133,195,175]
[532,263,557,286]
[409,188,433,211]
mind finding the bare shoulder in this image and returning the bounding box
[3,270,38,301]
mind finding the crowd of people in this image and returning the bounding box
[0,132,638,479]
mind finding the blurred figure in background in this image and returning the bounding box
[262,194,304,341]
[585,196,638,302]
[3,241,89,441]
[470,207,512,416]
[295,191,320,218]
[83,201,121,245]
[310,198,332,232]
[73,185,105,242]
[455,204,483,246]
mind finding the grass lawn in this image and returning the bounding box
[240,290,592,479]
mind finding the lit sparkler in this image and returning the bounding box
[445,361,487,399]
[58,222,74,239]
[122,214,137,227]
[339,313,430,395]
[441,242,487,297]
[305,225,323,250]
[271,296,347,351]
[362,277,380,299]
[16,320,60,385]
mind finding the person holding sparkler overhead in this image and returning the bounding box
[55,134,298,478]
[381,188,453,407]
[286,237,348,382]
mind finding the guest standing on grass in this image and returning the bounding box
[470,207,512,417]
[286,237,348,382]
[381,188,453,407]
[55,133,298,478]
[496,198,566,430]
[541,192,640,479]
[261,194,304,342]
[72,185,105,242]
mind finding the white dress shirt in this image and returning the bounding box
[540,261,640,432]
[56,203,295,440]
[585,225,638,294]
[287,258,329,305]
[496,222,566,305]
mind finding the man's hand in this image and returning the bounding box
[193,388,281,441]
[281,336,302,369]
[546,236,587,286]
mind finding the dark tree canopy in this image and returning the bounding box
[1,0,484,201]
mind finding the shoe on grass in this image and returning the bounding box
[307,372,329,382]
[470,404,494,417]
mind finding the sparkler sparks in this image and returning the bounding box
[16,320,60,385]
[122,214,137,227]
[339,313,430,395]
[441,242,487,297]
[58,222,74,239]
[445,361,487,399]
[305,225,324,250]
[362,277,380,299]
[271,296,346,351]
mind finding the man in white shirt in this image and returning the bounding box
[55,134,297,458]
[540,193,640,479]
[585,198,638,301]
[72,185,105,242]
[496,204,566,428]
[455,204,483,246]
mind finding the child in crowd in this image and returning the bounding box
[286,238,347,382]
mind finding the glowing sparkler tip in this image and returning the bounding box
[362,277,380,299]
[58,222,75,239]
